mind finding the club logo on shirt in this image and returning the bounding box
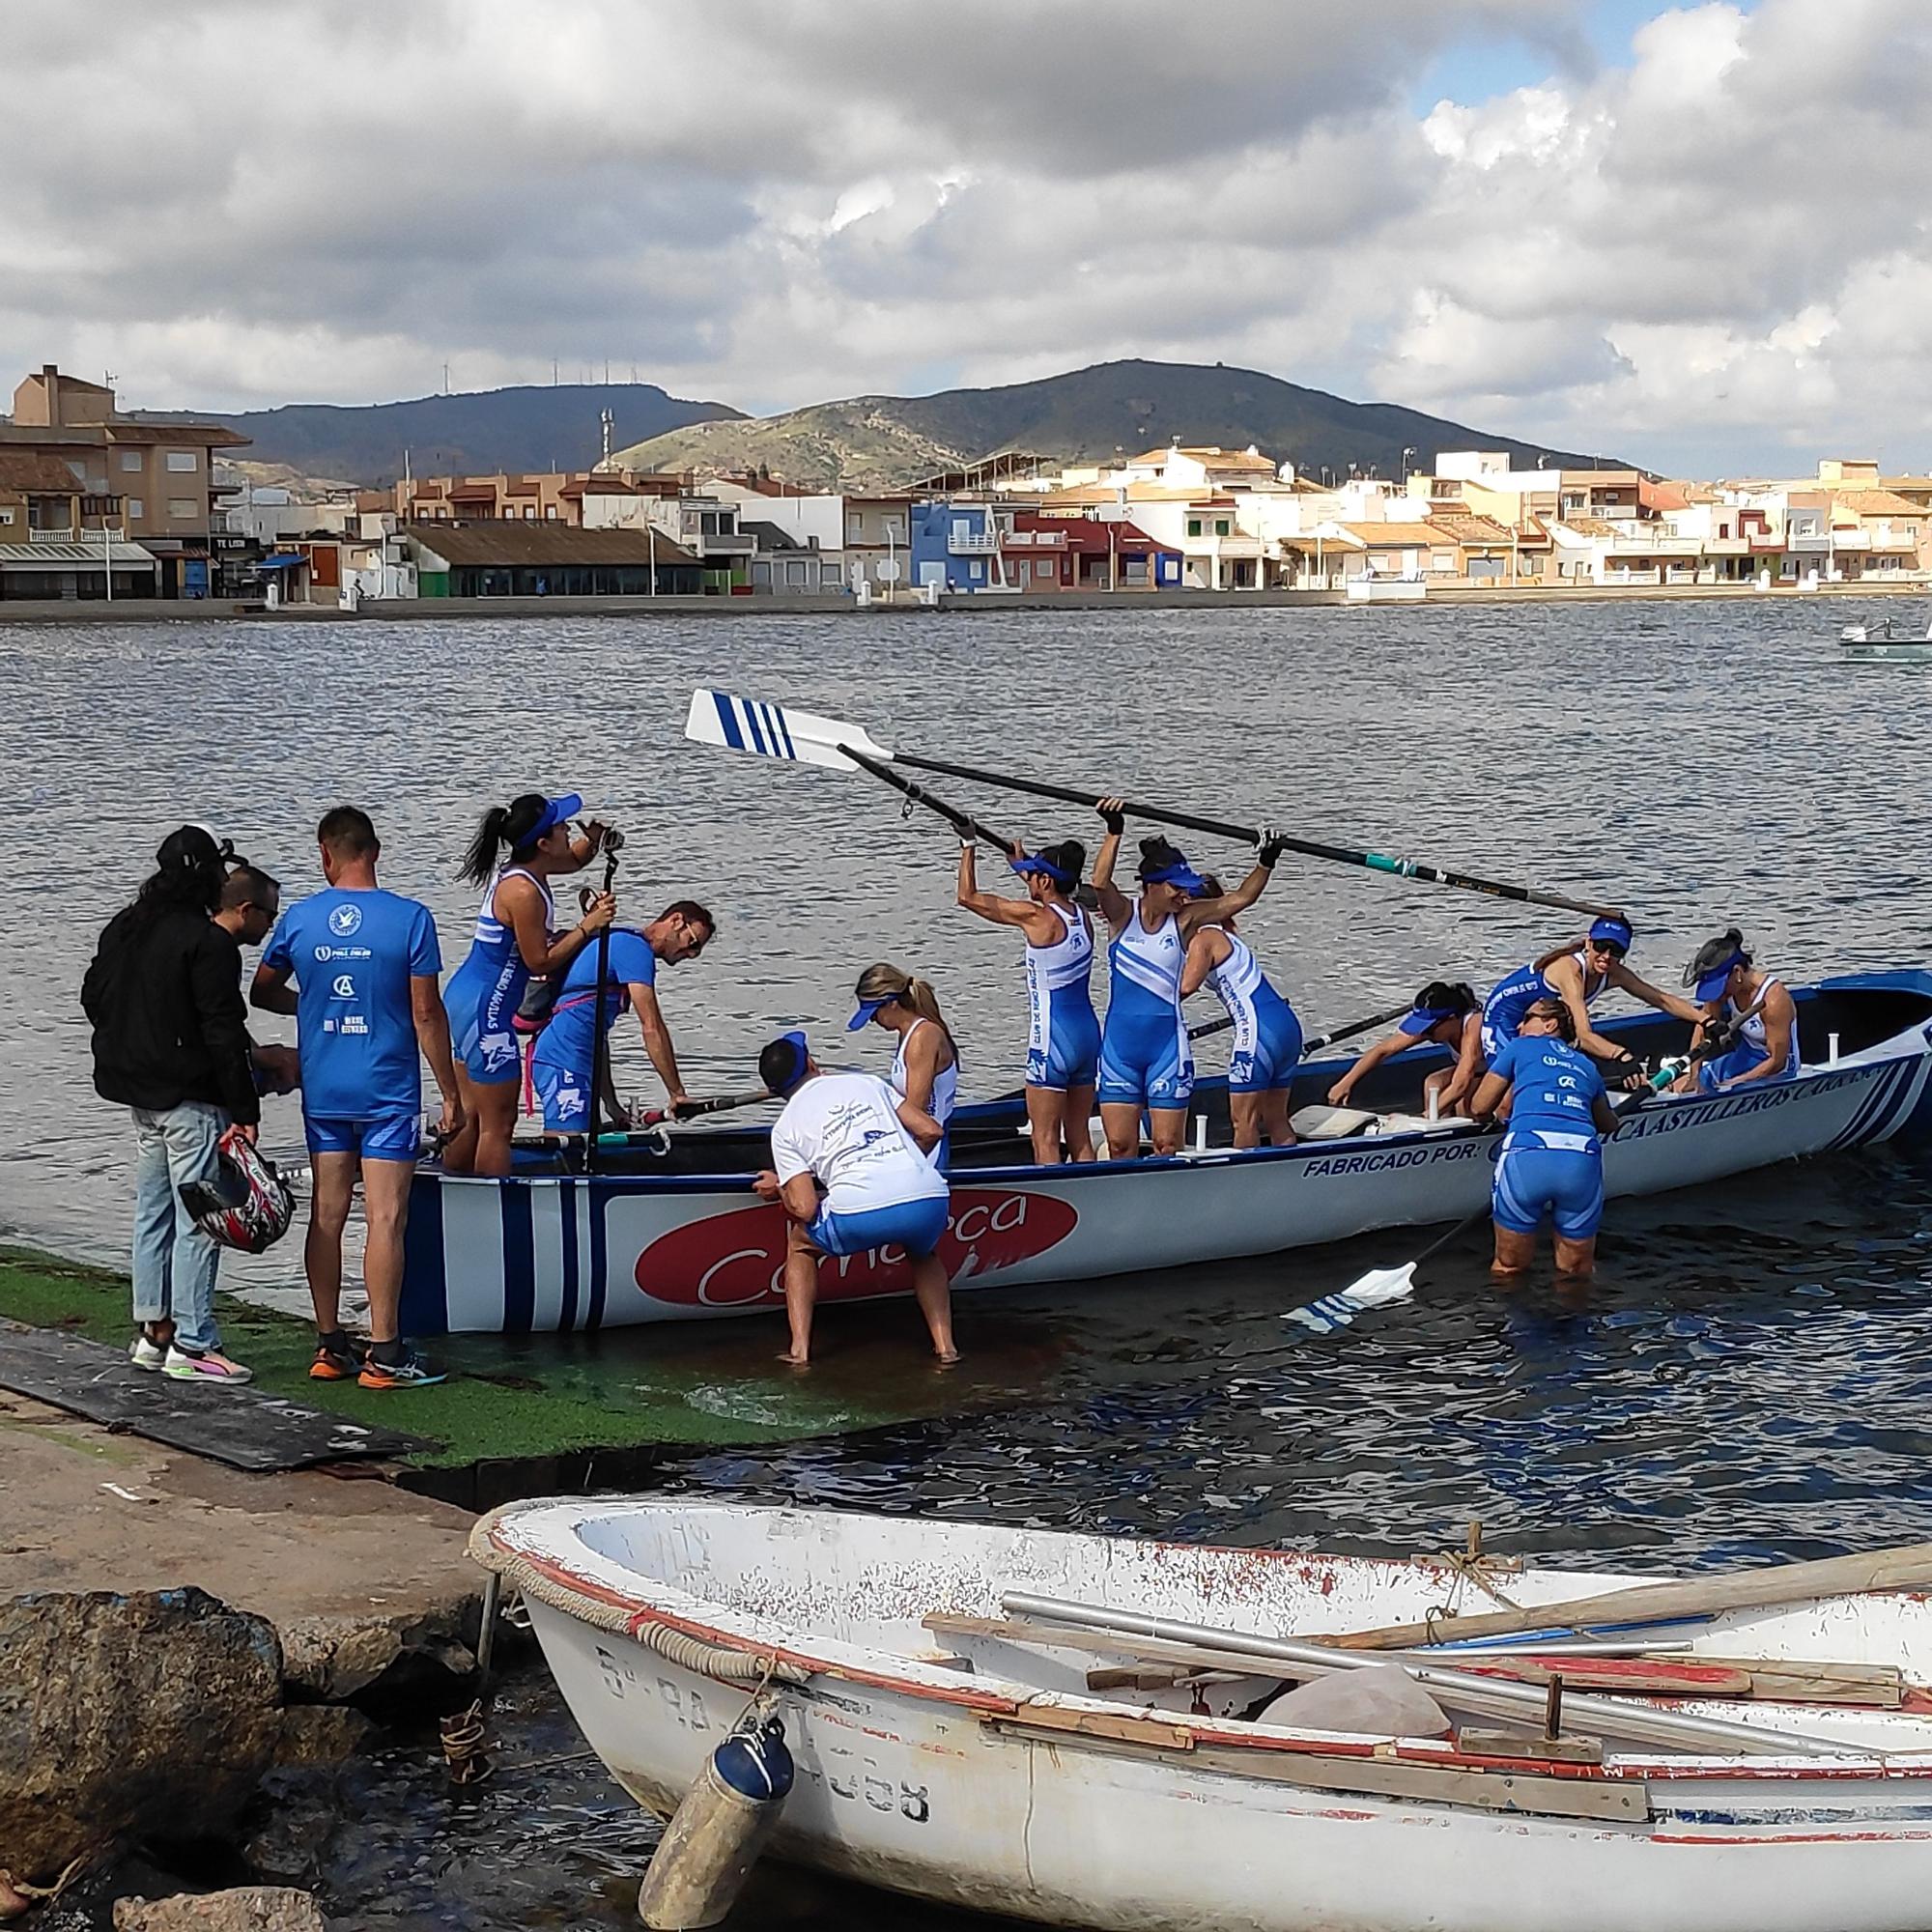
[632,1189,1080,1309]
[330,974,357,999]
[328,903,364,937]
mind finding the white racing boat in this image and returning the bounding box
[475,1498,1932,1932]
[400,972,1932,1334]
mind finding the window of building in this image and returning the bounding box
[120,450,143,472]
[1123,557,1149,582]
[0,508,13,526]
[1186,518,1202,537]
[168,498,196,519]
[128,498,144,520]
[545,505,557,520]
[165,450,198,472]
[1035,558,1054,579]
[1215,519,1231,536]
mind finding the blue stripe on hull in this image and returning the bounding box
[587,1179,609,1330]
[558,1177,580,1333]
[399,1171,448,1336]
[501,1184,535,1333]
[1826,1061,1907,1152]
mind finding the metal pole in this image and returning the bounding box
[103,518,113,603]
[998,1593,1862,1759]
[582,838,621,1176]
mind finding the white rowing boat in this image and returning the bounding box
[474,1498,1932,1932]
[398,972,1932,1334]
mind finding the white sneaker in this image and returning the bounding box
[129,1332,167,1372]
[162,1345,254,1385]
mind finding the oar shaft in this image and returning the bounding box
[1189,1001,1412,1049]
[841,743,1010,848]
[893,752,1618,918]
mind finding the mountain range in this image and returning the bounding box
[137,359,1619,491]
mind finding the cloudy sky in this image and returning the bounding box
[5,0,1929,473]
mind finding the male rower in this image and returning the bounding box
[528,901,714,1135]
[252,807,461,1390]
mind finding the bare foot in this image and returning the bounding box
[934,1349,961,1368]
[777,1350,810,1369]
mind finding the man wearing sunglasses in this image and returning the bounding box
[529,900,715,1136]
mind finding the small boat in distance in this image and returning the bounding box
[475,1498,1932,1932]
[1840,614,1932,660]
[399,973,1932,1335]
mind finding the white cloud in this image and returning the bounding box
[2,0,1931,471]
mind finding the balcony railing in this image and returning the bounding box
[28,526,77,543]
[948,529,999,554]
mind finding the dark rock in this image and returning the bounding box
[278,1608,475,1710]
[0,1590,281,1888]
[112,1887,327,1930]
[270,1706,375,1772]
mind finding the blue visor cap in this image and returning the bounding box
[1694,956,1746,1003]
[1399,1007,1454,1037]
[846,997,891,1032]
[1011,854,1075,888]
[526,793,582,842]
[1588,916,1634,952]
[768,1029,810,1093]
[1144,860,1207,894]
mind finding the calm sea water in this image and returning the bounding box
[10,601,1932,1929]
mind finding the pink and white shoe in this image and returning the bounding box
[162,1345,254,1385]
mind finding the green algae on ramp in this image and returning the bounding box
[0,1246,1008,1469]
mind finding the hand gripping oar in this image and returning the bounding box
[686,689,1619,919]
[512,1088,774,1156]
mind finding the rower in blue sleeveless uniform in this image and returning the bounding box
[848,963,959,1170]
[529,902,714,1135]
[441,792,612,1177]
[1677,927,1802,1093]
[1181,873,1302,1149]
[956,835,1098,1163]
[1482,915,1701,1080]
[1327,981,1484,1118]
[1469,996,1625,1281]
[1091,797,1286,1159]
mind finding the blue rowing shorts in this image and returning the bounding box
[1096,1009,1194,1111]
[808,1195,950,1261]
[1697,1042,1795,1093]
[304,1106,420,1162]
[531,1055,591,1132]
[1492,1131,1605,1239]
[1229,998,1303,1094]
[1026,992,1101,1093]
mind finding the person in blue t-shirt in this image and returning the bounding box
[253,808,461,1390]
[1468,997,1624,1281]
[528,900,715,1134]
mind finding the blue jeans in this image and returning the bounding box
[129,1101,227,1351]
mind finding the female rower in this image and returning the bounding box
[1326,981,1484,1118]
[1469,996,1623,1281]
[1091,798,1286,1159]
[955,836,1097,1162]
[848,963,959,1169]
[442,793,613,1177]
[1677,928,1801,1092]
[1482,915,1701,1077]
[1180,874,1302,1149]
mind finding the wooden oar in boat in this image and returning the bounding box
[1190,1000,1411,1049]
[686,688,1621,918]
[1322,1541,1932,1653]
[996,1593,1865,1758]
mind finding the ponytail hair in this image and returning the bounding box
[1035,838,1085,893]
[124,824,234,931]
[460,792,552,884]
[1136,836,1182,881]
[1416,980,1477,1014]
[854,961,951,1035]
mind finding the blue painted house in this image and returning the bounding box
[908,500,1000,593]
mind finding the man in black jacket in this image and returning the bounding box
[82,829,284,1385]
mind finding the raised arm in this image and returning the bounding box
[499,871,612,977]
[1091,799,1130,929]
[955,842,1051,933]
[1180,832,1285,934]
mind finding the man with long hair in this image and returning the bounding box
[82,826,276,1383]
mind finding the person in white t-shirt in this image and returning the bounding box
[753,1030,956,1368]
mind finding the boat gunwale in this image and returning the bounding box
[481,1500,1932,1787]
[428,984,1932,1194]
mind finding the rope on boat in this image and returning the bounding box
[468,1504,810,1688]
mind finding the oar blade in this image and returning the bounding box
[684,689,893,772]
[1283,1264,1419,1335]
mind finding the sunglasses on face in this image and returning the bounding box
[1590,942,1627,960]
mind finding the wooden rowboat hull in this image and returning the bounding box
[474,1498,1932,1932]
[401,973,1932,1335]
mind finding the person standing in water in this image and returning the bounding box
[441,792,613,1177]
[847,963,959,1169]
[1677,928,1802,1092]
[1091,798,1285,1159]
[1328,981,1485,1118]
[1180,873,1303,1149]
[1482,915,1700,1076]
[1469,996,1623,1280]
[754,1031,955,1368]
[955,836,1098,1163]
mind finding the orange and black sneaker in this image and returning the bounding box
[358,1345,447,1391]
[310,1332,362,1381]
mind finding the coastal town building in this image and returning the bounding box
[400,519,703,597]
[0,364,248,597]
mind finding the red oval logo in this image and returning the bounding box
[633,1188,1080,1310]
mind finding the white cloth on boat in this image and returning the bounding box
[1260,1663,1451,1740]
[771,1071,950,1217]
